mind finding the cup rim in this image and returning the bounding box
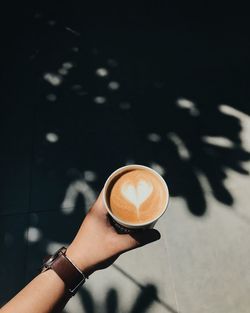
[103,164,169,227]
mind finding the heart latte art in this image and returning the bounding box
[121,180,153,211]
[109,169,167,224]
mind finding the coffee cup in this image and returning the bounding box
[103,164,169,232]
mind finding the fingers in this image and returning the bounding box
[92,189,161,251]
[118,229,161,253]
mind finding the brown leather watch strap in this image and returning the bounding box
[46,248,86,296]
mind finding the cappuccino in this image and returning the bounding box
[104,165,169,228]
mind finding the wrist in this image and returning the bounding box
[66,244,95,276]
[41,247,87,296]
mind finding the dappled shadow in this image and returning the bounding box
[20,12,250,217]
[1,4,250,311]
[79,283,178,313]
[80,285,158,313]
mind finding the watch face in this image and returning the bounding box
[46,254,57,266]
[42,247,66,270]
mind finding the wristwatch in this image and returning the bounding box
[41,246,86,296]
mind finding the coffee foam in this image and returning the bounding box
[109,169,167,224]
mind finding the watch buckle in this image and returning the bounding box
[69,276,86,295]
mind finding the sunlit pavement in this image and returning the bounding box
[1,6,250,313]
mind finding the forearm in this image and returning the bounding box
[1,270,70,313]
[1,191,160,313]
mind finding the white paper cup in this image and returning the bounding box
[103,164,169,232]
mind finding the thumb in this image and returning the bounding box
[119,229,161,252]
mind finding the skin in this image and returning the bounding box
[1,190,160,313]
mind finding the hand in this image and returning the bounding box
[66,189,161,276]
[0,189,160,313]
